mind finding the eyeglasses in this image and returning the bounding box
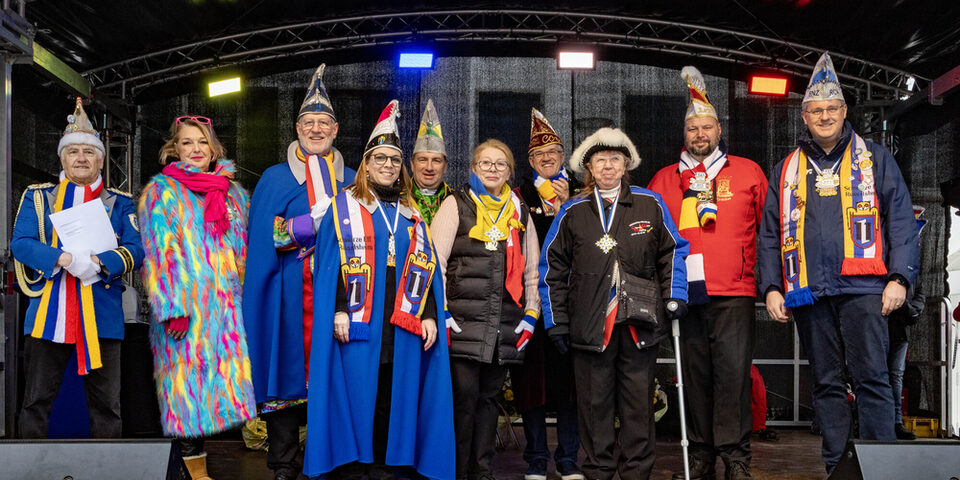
[477,160,510,172]
[175,115,211,125]
[299,118,335,132]
[531,148,563,161]
[590,154,625,165]
[370,153,403,167]
[804,105,845,117]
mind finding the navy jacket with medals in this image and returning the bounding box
[304,190,455,480]
[758,122,919,297]
[11,182,143,341]
[243,145,356,404]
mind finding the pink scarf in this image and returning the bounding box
[162,161,232,236]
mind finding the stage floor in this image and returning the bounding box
[204,427,837,479]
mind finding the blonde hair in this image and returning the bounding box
[347,151,413,207]
[158,118,226,167]
[472,139,515,178]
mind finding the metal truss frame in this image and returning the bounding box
[103,125,133,193]
[82,9,925,102]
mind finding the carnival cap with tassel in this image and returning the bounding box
[58,97,105,158]
[569,127,641,174]
[529,107,563,152]
[364,100,402,156]
[298,64,337,121]
[413,98,445,157]
[802,52,845,104]
[680,66,718,121]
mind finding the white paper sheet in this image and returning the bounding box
[49,198,119,254]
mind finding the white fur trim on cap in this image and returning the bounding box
[58,132,105,158]
[569,127,641,174]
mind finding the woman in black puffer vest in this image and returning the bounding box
[432,139,541,480]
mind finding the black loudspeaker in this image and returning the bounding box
[0,439,188,479]
[828,440,960,480]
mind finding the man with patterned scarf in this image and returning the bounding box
[243,64,357,480]
[11,97,144,438]
[648,66,768,480]
[409,99,451,225]
[511,107,584,480]
[758,53,919,473]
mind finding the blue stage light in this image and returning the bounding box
[398,52,435,69]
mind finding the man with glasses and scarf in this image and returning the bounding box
[511,108,583,480]
[243,64,357,480]
[758,53,919,473]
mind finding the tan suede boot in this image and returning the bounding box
[183,453,214,480]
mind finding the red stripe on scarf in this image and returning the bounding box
[64,276,79,344]
[301,259,314,381]
[504,218,524,307]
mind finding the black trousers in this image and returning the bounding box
[678,296,755,466]
[19,336,122,439]
[264,402,308,475]
[450,357,508,480]
[571,325,658,480]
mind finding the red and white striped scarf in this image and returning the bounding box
[31,173,104,375]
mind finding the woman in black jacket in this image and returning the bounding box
[538,127,689,480]
[431,139,541,480]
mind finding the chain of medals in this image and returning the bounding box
[808,155,842,197]
[470,190,509,251]
[374,197,402,267]
[593,187,620,254]
[688,170,716,203]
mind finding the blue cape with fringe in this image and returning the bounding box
[304,191,455,480]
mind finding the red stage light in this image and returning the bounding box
[749,75,788,96]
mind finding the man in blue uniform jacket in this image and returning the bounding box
[10,97,143,438]
[758,54,919,473]
[242,64,357,480]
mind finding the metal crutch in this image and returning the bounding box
[670,312,691,480]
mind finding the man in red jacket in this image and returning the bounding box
[648,66,767,480]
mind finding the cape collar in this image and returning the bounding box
[285,141,345,185]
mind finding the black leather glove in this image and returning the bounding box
[664,298,688,321]
[550,333,570,355]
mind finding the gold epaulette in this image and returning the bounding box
[107,187,133,198]
[26,182,55,190]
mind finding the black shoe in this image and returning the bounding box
[557,462,584,480]
[274,472,298,480]
[895,423,917,440]
[725,462,752,480]
[753,428,779,441]
[524,461,547,480]
[672,456,715,480]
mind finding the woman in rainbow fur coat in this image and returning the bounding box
[138,116,256,480]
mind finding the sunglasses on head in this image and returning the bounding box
[175,115,212,125]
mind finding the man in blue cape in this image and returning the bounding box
[243,64,357,480]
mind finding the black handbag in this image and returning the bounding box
[619,270,661,329]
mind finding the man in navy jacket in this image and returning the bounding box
[758,53,919,472]
[11,98,143,438]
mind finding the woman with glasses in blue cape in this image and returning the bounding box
[304,100,454,480]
